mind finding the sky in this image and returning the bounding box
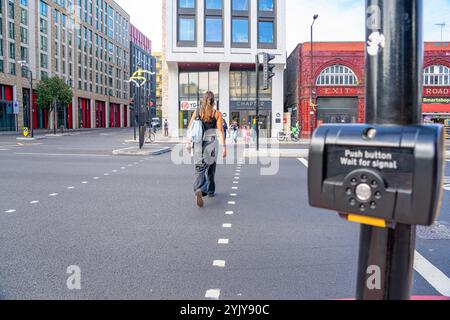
[116,0,450,54]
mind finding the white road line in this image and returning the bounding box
[112,170,118,173]
[218,239,229,245]
[213,260,226,268]
[234,177,240,180]
[49,193,58,197]
[232,187,238,190]
[82,181,89,184]
[228,201,236,205]
[414,251,450,296]
[30,201,39,205]
[67,186,75,190]
[205,289,221,300]
[223,223,232,229]
[93,177,100,180]
[233,181,239,184]
[299,157,450,296]
[225,211,234,215]
[298,158,309,168]
[230,193,237,197]
[5,209,16,213]
[121,167,126,170]
[15,152,110,157]
[104,173,110,176]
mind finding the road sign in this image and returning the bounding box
[13,101,19,115]
[23,127,29,138]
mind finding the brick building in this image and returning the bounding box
[0,0,131,132]
[286,42,450,138]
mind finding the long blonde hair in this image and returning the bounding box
[200,91,215,121]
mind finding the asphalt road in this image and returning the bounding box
[0,129,448,299]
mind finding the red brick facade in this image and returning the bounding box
[286,42,450,137]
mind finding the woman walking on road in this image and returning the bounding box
[187,91,227,208]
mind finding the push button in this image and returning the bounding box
[355,184,372,203]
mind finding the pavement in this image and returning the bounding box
[0,128,449,299]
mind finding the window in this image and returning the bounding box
[258,0,276,49]
[39,0,48,17]
[259,0,274,11]
[232,0,249,47]
[424,65,450,86]
[179,71,219,103]
[204,0,223,46]
[316,65,358,86]
[258,21,274,44]
[177,0,196,46]
[232,0,248,11]
[230,70,271,101]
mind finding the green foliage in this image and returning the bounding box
[36,76,73,110]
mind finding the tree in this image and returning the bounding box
[36,76,73,132]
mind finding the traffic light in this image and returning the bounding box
[263,53,276,90]
[129,98,135,111]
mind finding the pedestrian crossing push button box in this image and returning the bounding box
[308,125,445,226]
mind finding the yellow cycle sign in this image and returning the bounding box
[23,127,29,138]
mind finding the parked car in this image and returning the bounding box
[151,118,161,130]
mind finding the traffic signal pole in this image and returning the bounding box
[357,0,423,300]
[255,54,260,152]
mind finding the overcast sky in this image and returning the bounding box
[116,0,450,54]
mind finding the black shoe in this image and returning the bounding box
[195,191,204,208]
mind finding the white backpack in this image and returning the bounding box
[188,108,204,144]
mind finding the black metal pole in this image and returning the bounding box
[310,24,314,137]
[30,71,34,138]
[357,0,423,300]
[255,54,260,151]
[54,99,57,135]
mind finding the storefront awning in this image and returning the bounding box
[423,104,450,113]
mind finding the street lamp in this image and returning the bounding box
[310,14,319,137]
[18,60,34,138]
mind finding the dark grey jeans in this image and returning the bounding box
[193,139,218,196]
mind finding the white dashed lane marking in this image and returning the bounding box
[82,181,88,184]
[205,289,221,300]
[230,193,237,197]
[232,187,238,190]
[67,186,75,190]
[49,193,58,197]
[228,201,236,205]
[5,209,16,213]
[223,223,232,229]
[30,201,39,205]
[225,211,234,215]
[218,239,229,245]
[213,260,226,268]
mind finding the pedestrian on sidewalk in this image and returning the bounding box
[164,119,169,137]
[223,117,228,141]
[187,91,227,208]
[231,121,239,144]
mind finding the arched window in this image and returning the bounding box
[424,65,450,86]
[316,65,358,86]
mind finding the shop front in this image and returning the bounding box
[110,103,121,128]
[229,69,273,137]
[95,101,106,128]
[0,85,15,132]
[78,98,91,129]
[178,70,219,135]
[313,86,365,128]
